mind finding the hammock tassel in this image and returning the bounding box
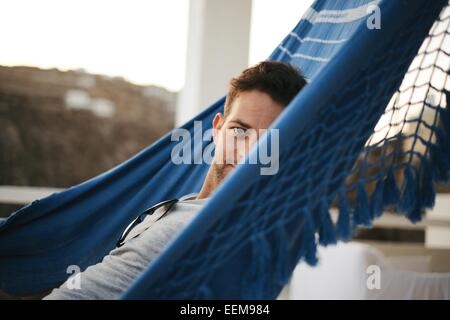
[302,209,318,266]
[318,200,337,246]
[383,168,400,208]
[354,183,372,227]
[273,222,291,286]
[370,178,384,218]
[337,190,352,241]
[419,158,436,209]
[398,165,417,217]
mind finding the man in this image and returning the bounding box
[44,61,307,299]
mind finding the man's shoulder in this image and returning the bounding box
[178,193,199,201]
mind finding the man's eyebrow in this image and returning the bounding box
[227,118,252,129]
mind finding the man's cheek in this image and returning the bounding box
[218,132,246,165]
[235,137,255,164]
[213,135,228,165]
[226,137,241,164]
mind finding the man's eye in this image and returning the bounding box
[232,127,247,138]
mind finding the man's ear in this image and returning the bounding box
[212,113,224,145]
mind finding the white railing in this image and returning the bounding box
[1,184,449,227]
[0,185,63,205]
[1,185,449,248]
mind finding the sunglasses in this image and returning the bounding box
[117,198,179,247]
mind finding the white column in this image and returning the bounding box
[176,0,252,126]
[426,194,450,249]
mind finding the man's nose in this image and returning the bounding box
[236,150,245,164]
[235,141,253,164]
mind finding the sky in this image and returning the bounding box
[0,0,313,91]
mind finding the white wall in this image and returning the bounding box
[176,0,252,126]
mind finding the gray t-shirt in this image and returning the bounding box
[44,194,208,300]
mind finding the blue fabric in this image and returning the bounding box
[1,0,448,298]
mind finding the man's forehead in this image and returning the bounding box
[225,91,284,129]
[226,116,252,129]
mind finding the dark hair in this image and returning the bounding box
[224,61,307,117]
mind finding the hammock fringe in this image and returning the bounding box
[337,190,352,241]
[370,178,384,218]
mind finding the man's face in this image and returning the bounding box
[211,89,284,181]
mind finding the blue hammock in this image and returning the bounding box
[1,0,449,299]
